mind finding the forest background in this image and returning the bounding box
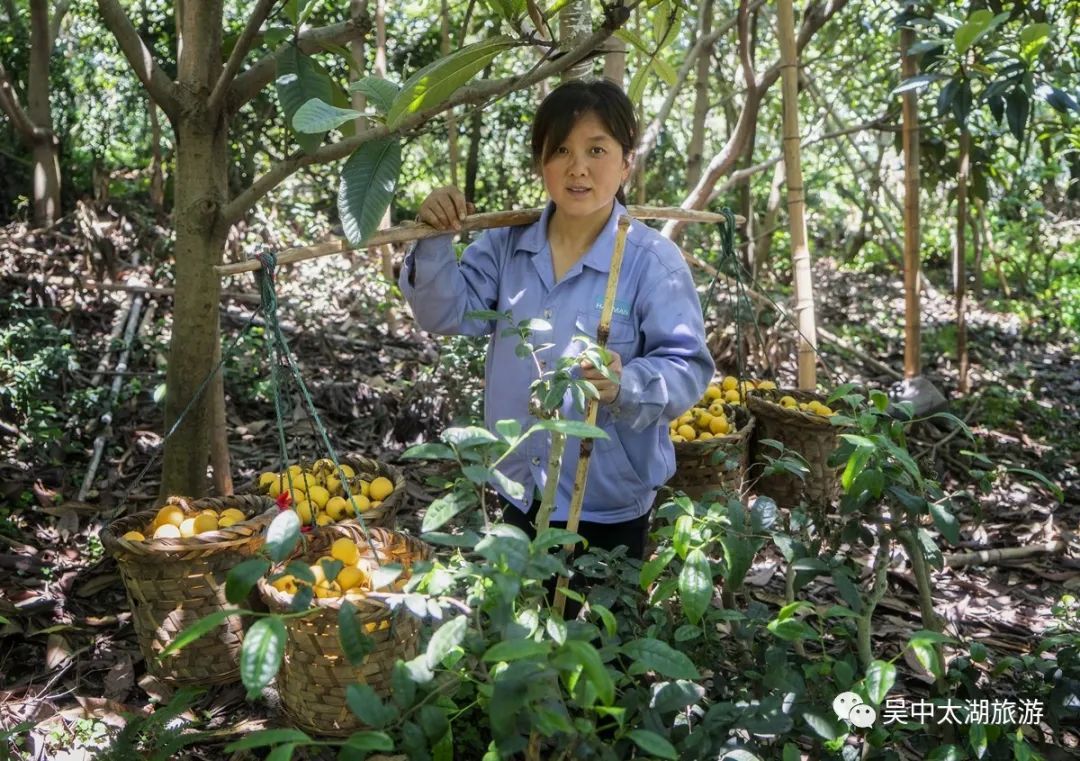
[1,0,1079,758]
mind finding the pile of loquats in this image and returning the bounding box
[120,500,249,541]
[267,537,403,632]
[258,459,396,526]
[669,376,776,444]
[774,395,837,418]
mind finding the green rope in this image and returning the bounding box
[700,208,839,389]
[254,250,375,549]
[701,208,753,383]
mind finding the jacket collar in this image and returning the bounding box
[515,200,629,274]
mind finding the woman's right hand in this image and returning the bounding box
[417,186,474,231]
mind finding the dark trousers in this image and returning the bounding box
[501,497,651,559]
[500,497,651,617]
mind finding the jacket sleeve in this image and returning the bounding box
[398,228,506,336]
[608,261,714,432]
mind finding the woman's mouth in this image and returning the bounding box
[567,186,591,196]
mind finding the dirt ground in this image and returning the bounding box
[1,211,1077,758]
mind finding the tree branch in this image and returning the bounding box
[228,17,372,110]
[661,0,763,242]
[711,113,895,198]
[632,0,764,182]
[207,0,281,115]
[49,0,72,50]
[661,0,849,241]
[0,62,43,140]
[97,0,181,121]
[222,4,641,226]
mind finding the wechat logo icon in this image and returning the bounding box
[832,691,877,729]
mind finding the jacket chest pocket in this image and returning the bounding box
[574,309,638,360]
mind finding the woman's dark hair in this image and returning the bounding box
[531,78,639,205]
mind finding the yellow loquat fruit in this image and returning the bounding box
[369,477,394,502]
[331,538,360,565]
[193,513,218,533]
[153,523,181,539]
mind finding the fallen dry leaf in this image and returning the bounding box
[46,633,73,670]
[76,573,120,597]
[103,655,135,701]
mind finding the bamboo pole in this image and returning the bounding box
[901,26,922,379]
[776,0,818,390]
[945,540,1065,569]
[213,207,745,277]
[77,289,145,501]
[552,215,632,616]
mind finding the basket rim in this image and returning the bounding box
[746,388,848,427]
[239,453,405,524]
[672,405,755,452]
[102,494,278,558]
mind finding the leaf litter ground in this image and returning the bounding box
[0,212,1077,758]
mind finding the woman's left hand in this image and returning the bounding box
[580,349,623,404]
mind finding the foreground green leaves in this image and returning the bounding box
[276,46,337,154]
[241,617,286,699]
[338,137,401,247]
[386,36,515,129]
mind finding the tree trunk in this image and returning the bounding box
[441,0,459,186]
[602,37,626,85]
[372,0,396,325]
[159,0,228,499]
[900,27,921,380]
[349,0,368,115]
[559,0,592,81]
[464,85,484,203]
[28,0,60,227]
[686,0,714,188]
[777,0,817,389]
[972,197,983,299]
[955,129,970,394]
[148,97,165,211]
[752,158,784,281]
[209,338,233,495]
[661,0,848,243]
[736,121,756,273]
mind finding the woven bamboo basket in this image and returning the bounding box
[667,404,755,499]
[245,453,405,529]
[747,389,846,508]
[101,494,277,684]
[259,524,431,736]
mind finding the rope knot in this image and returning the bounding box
[252,245,279,316]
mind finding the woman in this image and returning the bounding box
[399,78,713,562]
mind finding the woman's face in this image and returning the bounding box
[540,111,630,224]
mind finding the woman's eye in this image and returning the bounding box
[556,146,569,154]
[591,147,607,155]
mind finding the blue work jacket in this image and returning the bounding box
[399,201,713,524]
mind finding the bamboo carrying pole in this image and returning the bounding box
[901,26,922,379]
[213,207,745,277]
[776,0,818,391]
[552,215,632,616]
